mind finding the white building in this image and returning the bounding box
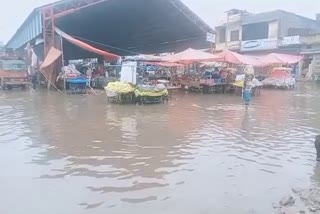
[215,10,320,54]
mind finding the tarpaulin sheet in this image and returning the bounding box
[55,28,119,61]
[40,47,62,69]
[215,50,263,66]
[146,61,184,67]
[162,48,223,63]
[260,53,303,65]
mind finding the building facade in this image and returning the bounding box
[300,33,320,79]
[215,9,248,52]
[215,10,320,54]
[0,42,4,56]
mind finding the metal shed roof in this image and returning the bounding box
[6,9,42,49]
[6,0,214,58]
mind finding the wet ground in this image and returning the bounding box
[1,83,320,214]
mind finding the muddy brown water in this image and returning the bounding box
[1,83,320,214]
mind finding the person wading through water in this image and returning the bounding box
[243,74,253,109]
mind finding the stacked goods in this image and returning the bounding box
[104,82,169,104]
[58,65,81,80]
[135,84,168,97]
[104,82,135,104]
[105,82,135,95]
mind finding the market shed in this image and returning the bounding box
[6,0,214,60]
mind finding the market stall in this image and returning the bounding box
[56,64,90,94]
[252,53,303,80]
[47,28,120,94]
[119,55,184,101]
[161,48,226,93]
[214,50,263,95]
[174,50,262,94]
[262,67,295,89]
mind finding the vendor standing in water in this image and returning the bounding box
[243,65,255,109]
[243,75,253,109]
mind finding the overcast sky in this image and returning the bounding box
[0,0,319,43]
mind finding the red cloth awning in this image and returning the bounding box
[55,28,119,61]
[40,47,62,69]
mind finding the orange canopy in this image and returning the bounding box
[55,28,119,61]
[40,47,62,69]
[162,48,223,63]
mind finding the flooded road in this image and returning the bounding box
[1,83,320,214]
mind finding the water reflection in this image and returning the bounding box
[0,84,320,214]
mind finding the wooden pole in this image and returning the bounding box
[40,68,62,93]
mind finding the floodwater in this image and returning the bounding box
[1,84,320,214]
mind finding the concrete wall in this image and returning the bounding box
[301,34,320,45]
[226,23,242,42]
[279,13,320,37]
[268,21,279,38]
[215,27,226,43]
[215,22,242,43]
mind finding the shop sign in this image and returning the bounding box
[280,36,301,46]
[241,38,278,51]
[206,33,216,43]
[227,41,240,50]
[215,41,240,51]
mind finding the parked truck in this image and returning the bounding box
[0,57,30,90]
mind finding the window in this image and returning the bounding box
[219,29,226,43]
[230,30,240,41]
[242,22,269,40]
